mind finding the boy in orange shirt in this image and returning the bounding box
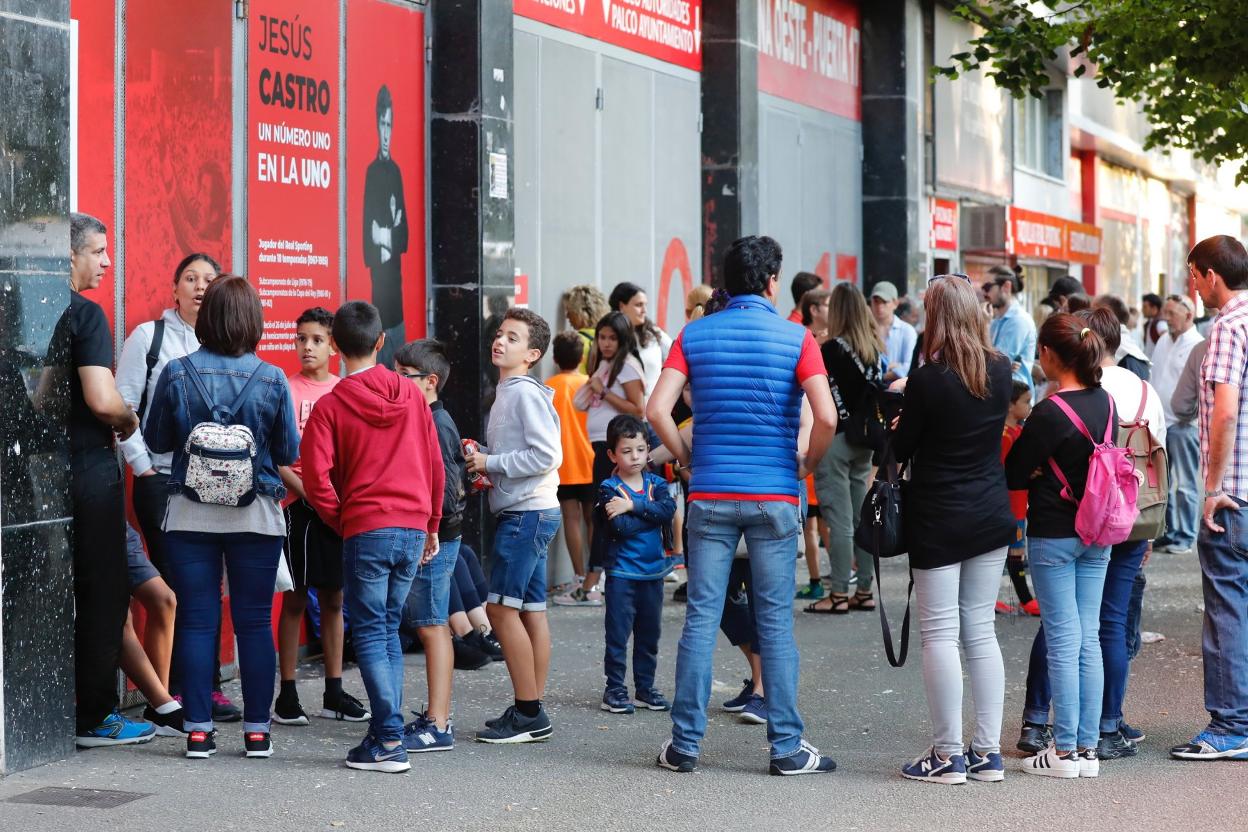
[999,379,1039,616]
[546,331,595,588]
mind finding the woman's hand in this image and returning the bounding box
[589,376,605,395]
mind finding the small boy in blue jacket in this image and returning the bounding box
[598,415,677,715]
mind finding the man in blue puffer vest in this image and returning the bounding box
[647,235,839,776]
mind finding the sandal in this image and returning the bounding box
[803,593,849,615]
[847,591,876,611]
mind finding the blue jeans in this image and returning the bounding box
[1027,536,1110,750]
[1160,422,1200,549]
[1197,500,1248,736]
[487,509,561,611]
[604,576,664,694]
[1099,541,1147,732]
[344,527,422,743]
[406,536,458,627]
[671,499,804,760]
[164,531,283,733]
[1126,568,1146,660]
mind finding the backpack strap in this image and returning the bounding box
[1134,377,1148,422]
[136,319,166,421]
[1044,392,1116,504]
[179,357,265,425]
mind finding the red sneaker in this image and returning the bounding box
[995,601,1017,615]
[1021,599,1041,616]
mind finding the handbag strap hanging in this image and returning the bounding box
[873,541,913,668]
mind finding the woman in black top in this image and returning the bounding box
[805,283,885,614]
[890,276,1015,784]
[1005,313,1114,779]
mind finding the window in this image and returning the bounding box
[1015,89,1064,179]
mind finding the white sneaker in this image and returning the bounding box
[1079,749,1100,778]
[1021,746,1080,779]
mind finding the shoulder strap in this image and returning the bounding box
[180,356,218,417]
[1046,393,1095,443]
[874,548,913,668]
[221,361,267,422]
[835,337,879,383]
[1134,377,1148,422]
[136,319,166,421]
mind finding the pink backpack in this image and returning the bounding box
[1046,394,1140,547]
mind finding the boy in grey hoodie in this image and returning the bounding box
[465,308,563,743]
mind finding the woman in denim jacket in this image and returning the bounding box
[146,275,300,760]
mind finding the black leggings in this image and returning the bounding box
[587,441,613,573]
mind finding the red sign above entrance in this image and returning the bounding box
[515,0,703,71]
[1007,206,1103,265]
[757,0,861,121]
[930,198,958,251]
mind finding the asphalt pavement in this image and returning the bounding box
[0,548,1236,831]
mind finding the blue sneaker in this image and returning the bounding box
[721,679,755,713]
[634,689,670,711]
[601,688,635,714]
[402,712,454,753]
[75,710,157,748]
[901,747,967,784]
[738,694,767,725]
[769,740,837,776]
[1119,721,1146,742]
[1171,730,1248,760]
[345,733,411,773]
[964,747,1005,782]
[656,739,697,773]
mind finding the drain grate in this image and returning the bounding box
[4,786,150,809]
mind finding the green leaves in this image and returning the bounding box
[933,0,1248,182]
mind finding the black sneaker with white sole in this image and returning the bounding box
[244,731,273,758]
[143,705,188,738]
[475,705,553,743]
[186,730,217,759]
[320,690,370,722]
[769,740,837,776]
[272,693,310,726]
[656,739,697,773]
[1097,730,1138,759]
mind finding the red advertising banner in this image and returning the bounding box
[930,198,958,251]
[1008,206,1102,264]
[248,0,340,373]
[1065,218,1103,266]
[757,0,861,120]
[70,0,116,327]
[346,0,427,349]
[514,0,703,71]
[124,0,233,330]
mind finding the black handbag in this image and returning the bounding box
[854,442,913,667]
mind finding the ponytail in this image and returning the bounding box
[1039,312,1104,388]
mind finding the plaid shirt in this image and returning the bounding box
[1200,291,1248,499]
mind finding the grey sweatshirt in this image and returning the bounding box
[115,307,202,475]
[1171,339,1208,424]
[484,375,562,514]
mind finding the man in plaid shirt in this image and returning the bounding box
[1172,235,1248,761]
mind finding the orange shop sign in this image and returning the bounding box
[1007,206,1101,265]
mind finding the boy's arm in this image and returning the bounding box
[483,390,562,478]
[632,477,677,524]
[279,465,306,501]
[299,408,343,534]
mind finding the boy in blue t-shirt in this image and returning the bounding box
[598,415,677,715]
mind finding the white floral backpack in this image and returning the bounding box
[180,357,264,507]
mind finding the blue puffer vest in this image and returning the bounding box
[682,294,806,500]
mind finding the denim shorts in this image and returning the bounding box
[487,509,562,611]
[406,535,459,627]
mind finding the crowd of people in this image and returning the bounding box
[60,209,1248,778]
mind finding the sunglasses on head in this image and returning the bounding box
[927,272,971,285]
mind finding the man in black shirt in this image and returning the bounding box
[362,85,408,369]
[65,212,154,747]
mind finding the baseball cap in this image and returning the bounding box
[869,282,899,302]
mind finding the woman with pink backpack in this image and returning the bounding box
[1004,313,1117,779]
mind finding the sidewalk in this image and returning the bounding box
[0,551,1233,831]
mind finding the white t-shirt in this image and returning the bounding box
[586,356,644,442]
[636,329,673,399]
[1100,365,1167,446]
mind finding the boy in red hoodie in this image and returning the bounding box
[301,301,444,774]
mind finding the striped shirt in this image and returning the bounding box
[1199,292,1248,498]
